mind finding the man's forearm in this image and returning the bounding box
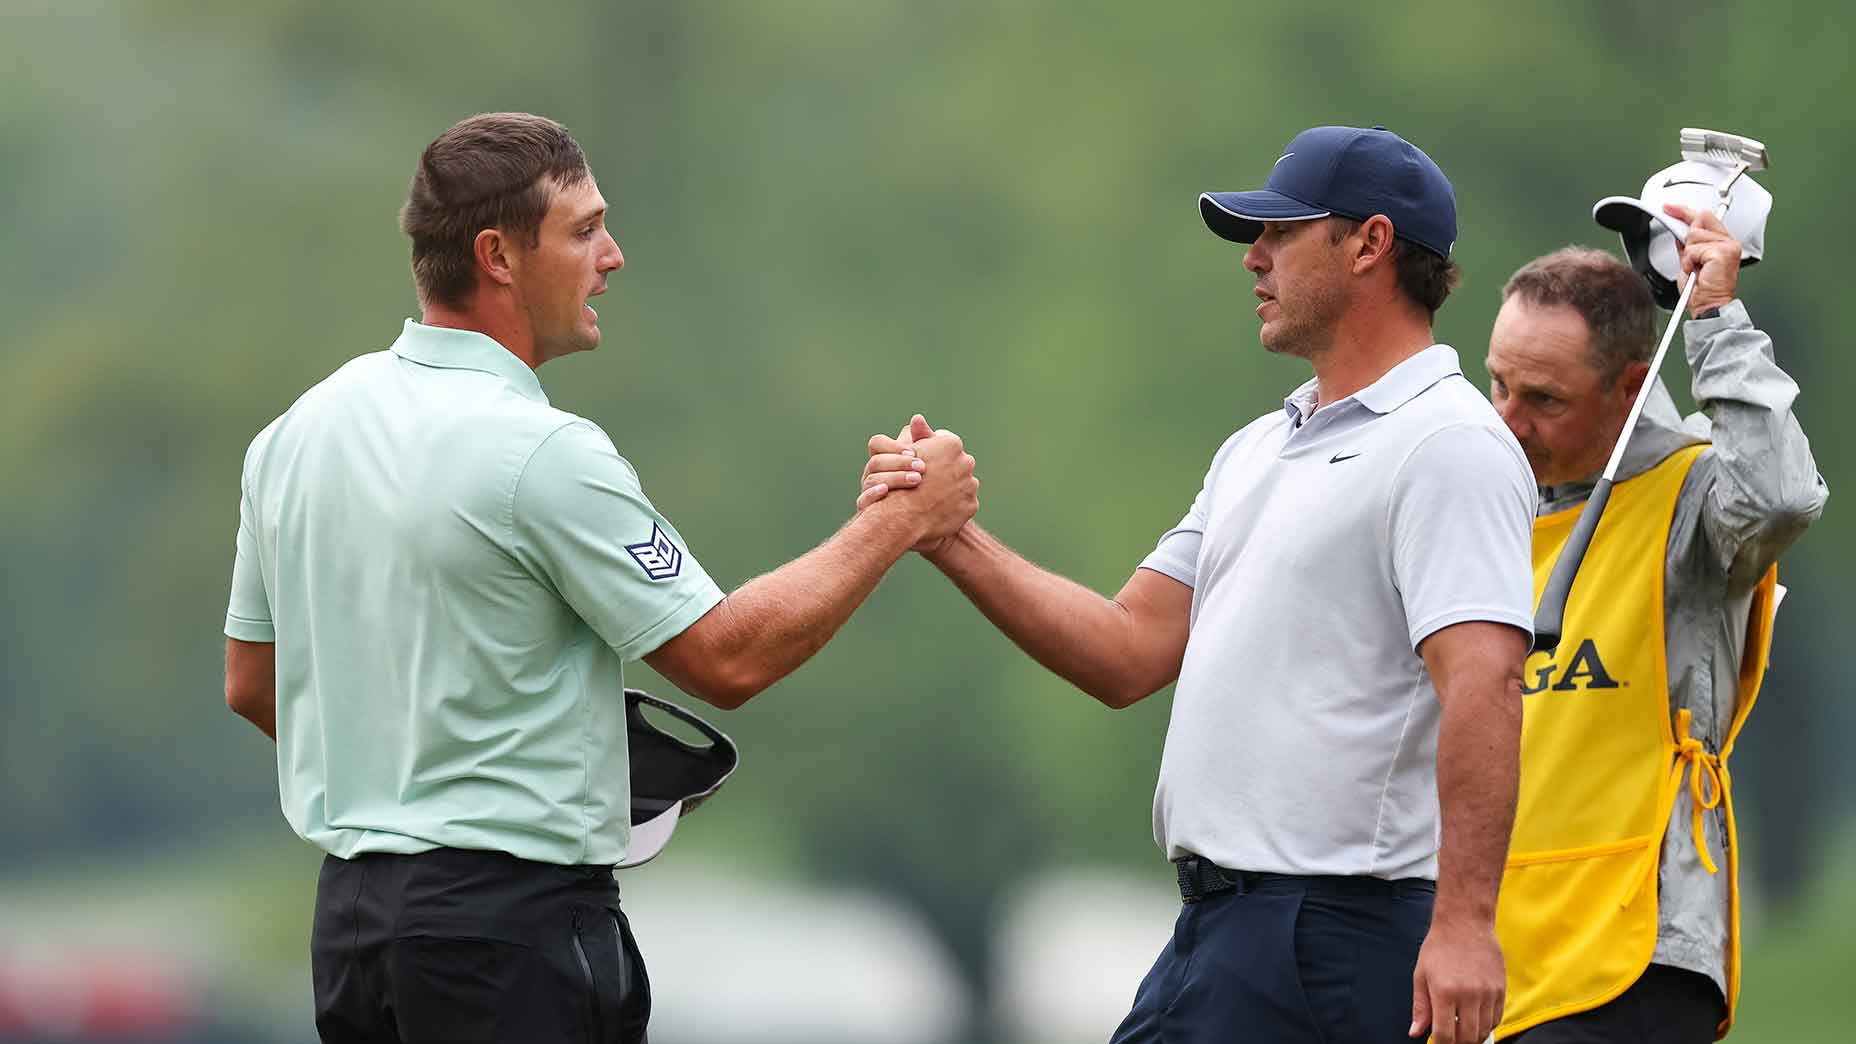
[699,506,920,703]
[1433,684,1521,925]
[926,522,1181,708]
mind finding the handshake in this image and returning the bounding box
[854,414,979,556]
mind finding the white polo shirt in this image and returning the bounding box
[1140,345,1534,880]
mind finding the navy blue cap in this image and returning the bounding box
[1200,126,1457,259]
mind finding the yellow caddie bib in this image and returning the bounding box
[1494,444,1777,1040]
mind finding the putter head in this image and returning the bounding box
[1679,127,1769,172]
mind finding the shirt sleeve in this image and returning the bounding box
[1389,422,1537,649]
[1139,432,1243,587]
[511,421,725,661]
[1140,468,1212,588]
[1681,300,1829,589]
[224,462,275,642]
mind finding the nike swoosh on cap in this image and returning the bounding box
[1329,452,1362,463]
[1274,152,1295,167]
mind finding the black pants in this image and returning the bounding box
[1110,872,1436,1044]
[312,848,650,1043]
[1507,964,1724,1044]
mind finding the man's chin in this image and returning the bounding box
[535,328,600,364]
[1259,323,1310,359]
[568,319,602,352]
[1536,463,1598,489]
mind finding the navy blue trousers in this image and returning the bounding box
[1111,875,1434,1044]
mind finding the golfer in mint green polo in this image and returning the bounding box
[223,112,980,1043]
[225,317,722,866]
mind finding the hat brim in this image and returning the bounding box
[619,689,738,869]
[1594,193,1762,270]
[1593,195,1675,238]
[616,799,684,869]
[1199,191,1331,244]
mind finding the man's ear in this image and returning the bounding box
[474,228,516,288]
[1351,214,1398,276]
[1617,359,1651,403]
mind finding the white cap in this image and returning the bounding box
[615,689,739,869]
[1593,159,1770,309]
[620,799,689,869]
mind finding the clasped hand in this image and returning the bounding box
[855,414,978,554]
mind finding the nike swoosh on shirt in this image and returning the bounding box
[1329,452,1362,463]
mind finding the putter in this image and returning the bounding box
[1531,128,1769,653]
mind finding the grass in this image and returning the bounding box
[1733,852,1856,1041]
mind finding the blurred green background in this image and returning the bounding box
[2,1,1849,1041]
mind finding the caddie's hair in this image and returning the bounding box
[1326,218,1462,317]
[1501,247,1657,386]
[400,113,590,308]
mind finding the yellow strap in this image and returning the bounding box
[1678,711,1724,875]
[1621,709,1724,907]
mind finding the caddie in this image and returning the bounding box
[1485,183,1827,1040]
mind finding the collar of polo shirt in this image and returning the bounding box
[1283,344,1463,423]
[391,320,549,404]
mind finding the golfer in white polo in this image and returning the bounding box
[863,126,1536,1044]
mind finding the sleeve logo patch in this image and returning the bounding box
[625,524,683,581]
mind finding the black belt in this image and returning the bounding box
[1174,855,1437,903]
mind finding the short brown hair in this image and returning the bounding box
[399,113,590,307]
[1501,247,1656,384]
[1327,218,1463,316]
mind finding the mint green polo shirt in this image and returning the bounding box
[225,320,724,865]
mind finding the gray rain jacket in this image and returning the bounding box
[1534,299,1827,996]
